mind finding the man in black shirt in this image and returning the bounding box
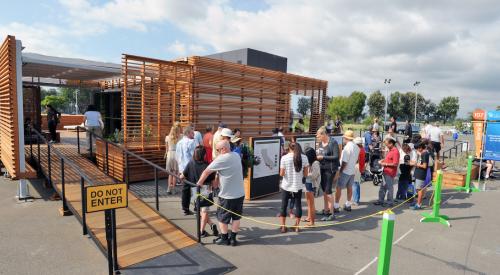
[389,116,397,134]
[404,119,413,143]
[411,142,430,210]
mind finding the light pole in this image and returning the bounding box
[413,81,420,124]
[383,78,391,133]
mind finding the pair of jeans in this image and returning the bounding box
[48,120,57,141]
[280,189,302,218]
[378,174,394,204]
[396,178,410,200]
[181,183,192,212]
[352,181,360,203]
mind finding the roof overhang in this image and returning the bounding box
[21,52,121,86]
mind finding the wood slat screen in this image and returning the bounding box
[122,54,192,150]
[0,36,21,178]
[188,56,328,136]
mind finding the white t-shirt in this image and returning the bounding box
[207,152,244,199]
[424,124,433,138]
[340,141,360,176]
[280,153,309,192]
[373,122,380,131]
[429,126,442,142]
[84,111,102,127]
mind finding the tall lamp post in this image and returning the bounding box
[413,81,420,124]
[383,78,391,133]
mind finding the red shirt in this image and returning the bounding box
[383,147,400,177]
[358,149,365,173]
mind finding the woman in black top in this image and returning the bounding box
[180,146,218,237]
[46,105,61,143]
[315,126,340,221]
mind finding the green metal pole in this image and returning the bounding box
[420,170,450,227]
[377,210,395,275]
[455,155,480,193]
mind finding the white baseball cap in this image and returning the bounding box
[220,128,234,138]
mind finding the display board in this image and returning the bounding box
[295,135,317,151]
[246,136,281,200]
[484,111,500,161]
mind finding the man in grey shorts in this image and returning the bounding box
[334,130,359,213]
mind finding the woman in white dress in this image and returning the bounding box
[165,122,181,194]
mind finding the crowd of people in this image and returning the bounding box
[162,117,455,246]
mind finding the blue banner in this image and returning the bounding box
[484,122,500,161]
[487,110,500,121]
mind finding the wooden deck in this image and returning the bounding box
[25,143,196,268]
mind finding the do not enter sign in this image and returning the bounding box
[85,183,128,213]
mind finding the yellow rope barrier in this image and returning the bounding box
[196,190,421,229]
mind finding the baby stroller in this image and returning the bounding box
[368,161,384,186]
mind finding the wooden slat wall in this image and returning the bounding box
[0,36,21,178]
[189,56,328,136]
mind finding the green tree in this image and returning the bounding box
[41,95,67,111]
[327,96,350,120]
[347,91,366,122]
[437,96,459,124]
[367,90,385,118]
[387,91,404,120]
[297,96,311,117]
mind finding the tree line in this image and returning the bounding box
[318,91,460,124]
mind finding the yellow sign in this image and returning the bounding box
[85,183,128,213]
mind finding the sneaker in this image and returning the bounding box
[373,201,383,206]
[333,207,340,213]
[214,235,230,246]
[352,201,359,206]
[200,230,209,238]
[320,214,335,221]
[316,209,330,216]
[184,210,194,215]
[211,224,219,236]
[343,205,352,212]
[410,204,422,210]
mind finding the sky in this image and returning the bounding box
[1,0,499,117]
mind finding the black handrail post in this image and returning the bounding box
[89,131,93,158]
[81,177,87,235]
[37,135,41,172]
[196,185,201,243]
[77,126,80,154]
[112,208,119,271]
[29,126,33,160]
[61,158,69,213]
[124,153,130,186]
[154,168,159,211]
[47,143,52,187]
[105,141,110,175]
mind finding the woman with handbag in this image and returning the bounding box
[180,146,219,237]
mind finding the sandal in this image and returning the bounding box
[301,217,311,222]
[280,226,287,233]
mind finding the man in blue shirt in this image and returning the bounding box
[176,126,196,215]
[364,126,373,153]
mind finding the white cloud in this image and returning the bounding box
[166,40,207,56]
[0,22,75,57]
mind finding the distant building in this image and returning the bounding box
[204,48,287,73]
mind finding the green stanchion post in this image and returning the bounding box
[420,170,451,227]
[455,155,480,193]
[377,210,395,275]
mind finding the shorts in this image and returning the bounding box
[304,182,315,192]
[415,179,427,190]
[320,169,336,195]
[432,141,441,154]
[337,173,354,189]
[216,196,244,224]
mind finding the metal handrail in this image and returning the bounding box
[441,140,469,160]
[76,126,203,243]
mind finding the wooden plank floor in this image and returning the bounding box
[25,143,197,268]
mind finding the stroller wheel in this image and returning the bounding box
[372,177,379,186]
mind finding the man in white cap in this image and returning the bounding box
[352,137,365,205]
[212,122,227,159]
[220,128,235,152]
[334,130,360,213]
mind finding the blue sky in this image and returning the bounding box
[1,0,500,117]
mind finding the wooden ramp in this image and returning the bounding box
[26,143,197,268]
